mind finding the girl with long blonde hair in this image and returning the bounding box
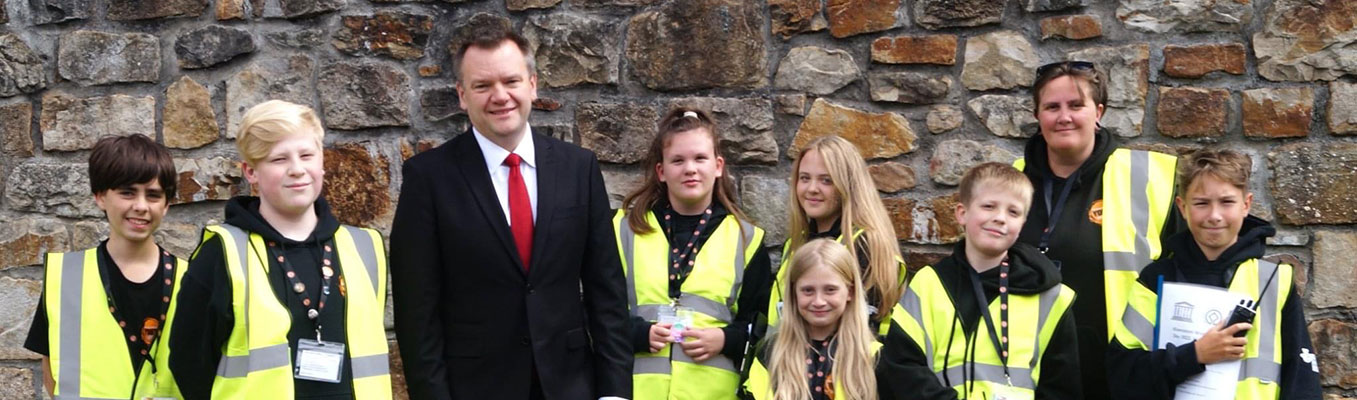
[766,135,905,337]
[744,238,878,400]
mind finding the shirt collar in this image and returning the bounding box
[472,125,536,170]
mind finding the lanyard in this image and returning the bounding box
[664,206,713,299]
[1038,176,1078,255]
[99,248,176,375]
[966,258,1011,383]
[264,238,336,341]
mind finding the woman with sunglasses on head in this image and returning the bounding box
[1014,61,1185,399]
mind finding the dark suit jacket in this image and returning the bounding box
[389,129,632,400]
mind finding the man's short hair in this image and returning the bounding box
[451,23,536,83]
[236,100,325,166]
[1178,148,1252,194]
[958,162,1034,210]
[88,134,177,197]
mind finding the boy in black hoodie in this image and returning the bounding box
[169,100,392,400]
[879,162,1081,400]
[1107,149,1321,399]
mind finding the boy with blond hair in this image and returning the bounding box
[169,100,392,400]
[879,162,1081,400]
[1107,148,1321,399]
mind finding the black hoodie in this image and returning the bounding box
[169,196,354,400]
[877,242,1082,400]
[1106,216,1323,399]
[1017,128,1185,399]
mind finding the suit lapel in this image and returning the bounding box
[528,135,558,276]
[452,131,527,276]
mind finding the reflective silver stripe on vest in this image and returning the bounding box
[935,364,1036,390]
[1104,150,1153,274]
[1241,261,1281,383]
[351,353,391,379]
[1121,303,1155,347]
[1029,286,1061,371]
[216,342,290,378]
[898,290,934,371]
[636,292,734,324]
[729,220,754,310]
[1104,251,1142,272]
[635,356,671,375]
[342,225,381,298]
[619,218,638,311]
[672,348,738,373]
[57,251,85,398]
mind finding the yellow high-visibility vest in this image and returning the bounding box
[891,265,1077,399]
[44,248,187,399]
[1115,259,1291,400]
[766,230,906,338]
[614,210,763,400]
[741,337,882,400]
[201,224,392,399]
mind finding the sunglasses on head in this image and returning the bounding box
[1035,61,1096,77]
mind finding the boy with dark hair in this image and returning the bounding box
[1107,148,1322,399]
[24,134,186,399]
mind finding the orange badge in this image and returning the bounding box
[1089,199,1104,225]
[141,317,160,345]
[338,275,347,297]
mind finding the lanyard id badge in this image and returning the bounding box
[658,305,694,342]
[991,384,1032,400]
[295,337,345,383]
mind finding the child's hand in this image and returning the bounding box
[678,328,725,362]
[648,322,673,353]
[1194,321,1251,364]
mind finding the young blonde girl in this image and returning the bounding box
[744,238,878,400]
[615,107,772,400]
[767,135,905,337]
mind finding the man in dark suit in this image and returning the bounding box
[389,25,632,400]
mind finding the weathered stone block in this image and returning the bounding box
[57,31,159,86]
[1068,44,1150,137]
[23,0,92,24]
[1253,0,1357,82]
[333,11,433,61]
[318,62,410,130]
[1242,87,1313,138]
[1,102,32,157]
[0,278,41,359]
[1270,144,1357,225]
[153,223,201,261]
[869,71,951,104]
[1040,14,1102,40]
[507,0,559,10]
[217,0,244,19]
[1116,0,1252,33]
[1162,43,1246,79]
[40,93,155,152]
[0,367,35,398]
[601,169,644,209]
[827,0,905,38]
[175,26,255,69]
[968,95,1037,138]
[740,175,790,244]
[421,87,461,122]
[164,76,220,149]
[915,0,1004,29]
[791,99,916,160]
[109,0,206,20]
[927,105,964,134]
[962,31,1040,91]
[0,219,69,270]
[256,0,343,18]
[533,98,561,112]
[324,143,391,227]
[576,102,658,164]
[266,29,325,48]
[885,194,962,245]
[869,162,915,193]
[0,34,47,97]
[871,35,957,65]
[1025,0,1084,12]
[775,46,859,95]
[524,13,620,88]
[626,0,766,90]
[71,220,108,250]
[227,55,315,138]
[1309,319,1357,388]
[1157,87,1229,138]
[668,97,777,164]
[175,157,247,204]
[418,65,441,77]
[570,0,655,5]
[776,94,806,116]
[929,140,1018,186]
[1330,81,1357,135]
[769,0,826,39]
[5,163,100,217]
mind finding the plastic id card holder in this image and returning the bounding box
[991,385,1032,400]
[295,339,346,383]
[658,305,694,342]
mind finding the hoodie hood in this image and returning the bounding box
[1153,214,1274,287]
[945,241,1063,295]
[223,195,341,245]
[1023,126,1117,185]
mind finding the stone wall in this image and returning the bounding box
[0,0,1355,398]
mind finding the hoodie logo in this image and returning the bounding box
[1089,199,1104,225]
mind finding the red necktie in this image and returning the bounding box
[504,153,533,271]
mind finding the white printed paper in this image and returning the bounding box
[1157,282,1247,400]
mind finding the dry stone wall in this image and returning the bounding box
[1,0,1355,398]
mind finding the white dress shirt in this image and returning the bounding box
[472,126,538,225]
